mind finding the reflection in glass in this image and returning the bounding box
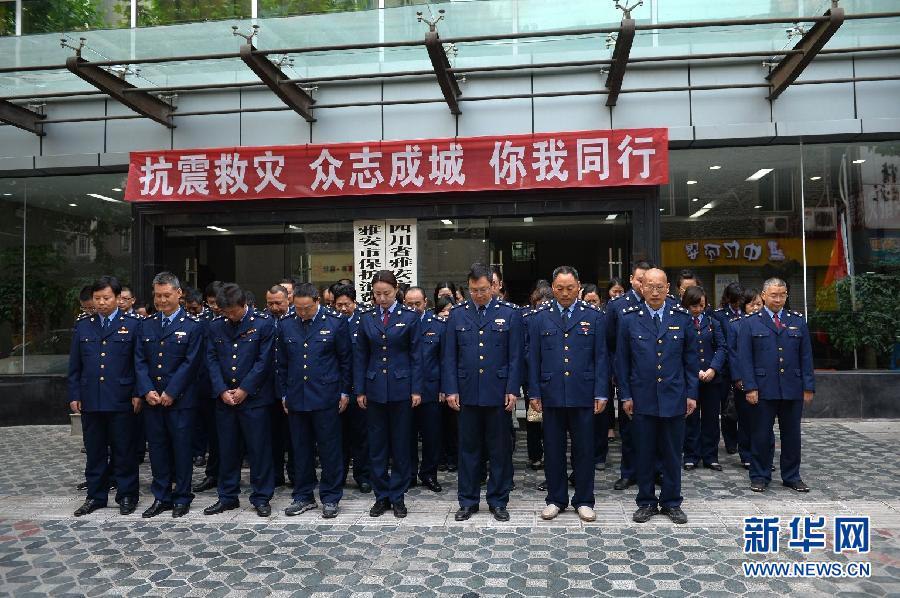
[21,0,130,34]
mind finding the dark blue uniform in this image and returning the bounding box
[711,306,742,452]
[606,289,649,483]
[341,308,370,489]
[353,302,423,505]
[411,311,446,485]
[683,312,727,467]
[206,307,277,508]
[68,308,141,506]
[134,308,203,507]
[738,308,815,486]
[616,302,699,510]
[442,298,523,510]
[275,307,352,505]
[526,300,609,510]
[269,311,294,487]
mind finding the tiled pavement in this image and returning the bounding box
[0,419,898,596]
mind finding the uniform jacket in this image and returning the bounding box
[205,308,277,407]
[737,309,815,400]
[353,302,423,403]
[615,302,700,417]
[134,308,204,409]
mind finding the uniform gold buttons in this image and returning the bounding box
[564,346,569,351]
[100,376,105,381]
[479,343,484,347]
[382,346,387,350]
[102,341,107,345]
[231,378,237,383]
[564,371,570,376]
[564,333,569,338]
[657,364,662,370]
[479,368,484,374]
[657,352,662,357]
[564,358,569,363]
[303,365,308,369]
[479,330,484,335]
[100,352,106,357]
[304,343,308,348]
[780,368,785,373]
[657,339,663,344]
[156,376,162,381]
[157,364,162,369]
[657,377,662,383]
[100,364,105,369]
[479,355,484,360]
[158,352,164,357]
[232,354,237,359]
[231,366,237,371]
[233,343,238,348]
[382,369,387,374]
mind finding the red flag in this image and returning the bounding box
[823,226,848,287]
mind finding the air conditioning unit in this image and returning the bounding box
[804,207,837,232]
[764,215,790,234]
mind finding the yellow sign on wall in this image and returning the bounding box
[661,237,833,268]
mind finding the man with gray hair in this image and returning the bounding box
[135,272,205,518]
[738,278,814,493]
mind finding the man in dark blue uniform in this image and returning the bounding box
[443,263,523,522]
[276,283,352,519]
[616,268,698,525]
[203,283,277,517]
[605,260,652,491]
[404,286,445,493]
[134,272,203,518]
[738,277,815,493]
[526,266,608,523]
[333,284,372,493]
[265,283,293,488]
[69,276,142,516]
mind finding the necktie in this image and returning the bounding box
[693,316,700,330]
[773,313,784,330]
[653,313,661,331]
[161,317,168,329]
[382,309,390,327]
[100,317,107,330]
[478,305,486,319]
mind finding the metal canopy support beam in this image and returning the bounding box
[239,44,316,122]
[605,17,635,107]
[65,56,174,127]
[0,99,46,135]
[767,6,845,99]
[425,30,462,115]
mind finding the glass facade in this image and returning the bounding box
[0,174,130,375]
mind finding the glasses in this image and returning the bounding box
[766,293,788,300]
[469,286,491,295]
[644,284,667,294]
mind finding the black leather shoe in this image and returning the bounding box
[421,478,443,493]
[76,481,88,491]
[172,504,190,518]
[454,505,478,521]
[369,499,391,517]
[614,478,635,490]
[141,500,172,518]
[192,477,217,493]
[705,462,723,472]
[358,481,372,494]
[661,506,688,524]
[683,463,697,471]
[74,499,105,517]
[285,500,317,516]
[119,498,137,515]
[632,505,659,523]
[742,462,751,470]
[783,479,810,493]
[750,479,767,493]
[392,500,408,518]
[255,503,272,517]
[726,446,738,455]
[203,500,239,516]
[489,506,510,522]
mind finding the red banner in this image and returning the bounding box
[125,128,668,202]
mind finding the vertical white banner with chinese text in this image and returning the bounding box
[354,219,418,303]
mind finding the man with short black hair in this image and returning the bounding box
[606,260,653,491]
[69,276,142,517]
[443,263,523,522]
[676,270,700,298]
[333,284,372,493]
[135,272,204,518]
[204,283,277,517]
[276,283,352,519]
[118,286,137,315]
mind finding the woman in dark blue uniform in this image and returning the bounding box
[354,270,423,518]
[681,286,727,471]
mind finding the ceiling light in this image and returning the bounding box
[288,225,302,231]
[87,193,122,203]
[207,226,229,232]
[111,187,122,192]
[686,180,698,185]
[659,208,665,212]
[689,208,709,218]
[809,176,821,181]
[2,193,11,196]
[692,197,699,202]
[523,217,534,223]
[852,159,865,164]
[441,219,453,225]
[605,214,617,221]
[68,203,78,207]
[746,168,773,181]
[754,205,763,209]
[702,202,714,210]
[709,165,721,170]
